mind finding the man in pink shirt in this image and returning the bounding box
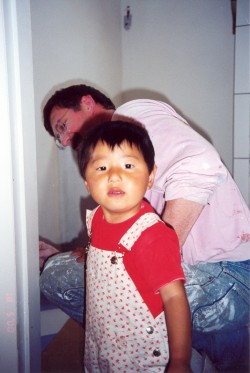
[40,84,250,372]
[114,99,250,265]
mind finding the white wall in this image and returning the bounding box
[121,0,235,170]
[32,0,235,246]
[31,0,122,246]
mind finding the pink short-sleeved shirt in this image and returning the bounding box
[112,99,250,264]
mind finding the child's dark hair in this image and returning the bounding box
[77,121,155,179]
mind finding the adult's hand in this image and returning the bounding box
[39,241,59,268]
[71,247,86,262]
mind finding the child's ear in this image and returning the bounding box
[148,164,157,189]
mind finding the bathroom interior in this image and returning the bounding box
[1,0,249,372]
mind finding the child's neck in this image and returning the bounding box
[101,203,143,224]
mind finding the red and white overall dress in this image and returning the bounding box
[84,209,170,372]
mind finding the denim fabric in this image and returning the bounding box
[190,349,220,373]
[183,261,250,332]
[40,252,85,324]
[183,260,250,372]
[192,327,249,372]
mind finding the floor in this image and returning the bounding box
[41,318,84,373]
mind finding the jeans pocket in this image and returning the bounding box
[184,261,250,332]
[192,281,249,332]
[222,260,250,290]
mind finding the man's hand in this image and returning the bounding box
[39,241,59,268]
[71,247,86,262]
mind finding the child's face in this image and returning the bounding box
[84,140,156,223]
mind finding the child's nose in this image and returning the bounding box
[108,168,122,182]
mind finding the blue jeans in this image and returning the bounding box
[40,254,249,371]
[183,261,249,332]
[183,260,250,371]
[40,252,85,324]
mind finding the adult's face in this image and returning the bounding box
[50,104,90,148]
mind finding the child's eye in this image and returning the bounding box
[125,164,134,169]
[96,166,106,171]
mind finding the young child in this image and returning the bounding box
[77,121,192,372]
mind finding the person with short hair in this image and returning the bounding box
[78,120,192,372]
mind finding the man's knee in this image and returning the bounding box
[40,251,85,297]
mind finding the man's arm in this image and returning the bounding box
[162,198,204,247]
[159,280,192,373]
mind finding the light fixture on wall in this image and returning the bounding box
[124,6,132,30]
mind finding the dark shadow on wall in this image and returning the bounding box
[39,195,97,255]
[114,87,213,145]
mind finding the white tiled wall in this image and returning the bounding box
[235,26,250,93]
[234,95,250,158]
[233,0,250,206]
